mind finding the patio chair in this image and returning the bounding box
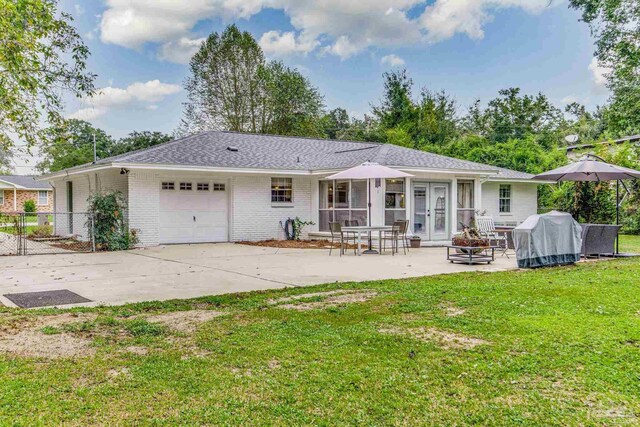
[381,220,408,255]
[476,216,509,257]
[329,222,357,256]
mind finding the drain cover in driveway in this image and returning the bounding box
[3,290,92,308]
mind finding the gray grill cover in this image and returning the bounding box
[513,211,582,268]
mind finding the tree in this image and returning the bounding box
[180,25,325,138]
[180,25,266,134]
[321,108,351,139]
[260,61,324,136]
[465,88,564,145]
[569,0,640,134]
[414,89,458,148]
[1,0,95,150]
[0,148,13,174]
[110,131,171,156]
[372,69,415,131]
[37,120,114,173]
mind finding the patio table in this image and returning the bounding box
[342,225,393,256]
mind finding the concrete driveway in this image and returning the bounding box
[0,243,517,307]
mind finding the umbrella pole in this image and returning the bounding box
[363,178,377,254]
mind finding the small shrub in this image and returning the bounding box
[86,191,138,251]
[23,199,36,213]
[292,217,315,240]
[28,225,53,238]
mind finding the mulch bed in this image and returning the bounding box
[238,239,362,249]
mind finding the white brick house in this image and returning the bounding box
[41,131,549,247]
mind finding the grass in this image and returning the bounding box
[1,259,640,425]
[620,234,640,254]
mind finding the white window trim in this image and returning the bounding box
[37,190,48,206]
[271,177,294,204]
[499,184,512,214]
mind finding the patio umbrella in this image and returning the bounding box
[532,157,640,254]
[326,162,413,253]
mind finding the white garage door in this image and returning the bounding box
[159,182,228,244]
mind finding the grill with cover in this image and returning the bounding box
[513,211,582,268]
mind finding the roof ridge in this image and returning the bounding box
[219,130,384,146]
[98,131,209,164]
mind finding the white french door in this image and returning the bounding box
[412,182,450,241]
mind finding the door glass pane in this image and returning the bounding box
[413,187,427,234]
[433,186,446,233]
[351,180,367,209]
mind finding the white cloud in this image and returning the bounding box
[158,37,205,64]
[588,57,611,89]
[561,95,578,104]
[259,31,319,57]
[99,0,558,61]
[68,80,181,120]
[381,54,405,67]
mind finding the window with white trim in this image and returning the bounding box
[499,184,512,213]
[384,179,406,225]
[197,183,209,191]
[38,190,48,205]
[161,182,175,190]
[271,178,292,203]
[0,191,4,205]
[213,183,225,191]
[179,182,192,191]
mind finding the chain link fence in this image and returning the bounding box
[0,212,95,256]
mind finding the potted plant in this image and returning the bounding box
[452,222,489,254]
[409,235,421,248]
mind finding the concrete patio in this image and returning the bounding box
[0,243,518,308]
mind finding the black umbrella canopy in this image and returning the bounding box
[532,160,640,182]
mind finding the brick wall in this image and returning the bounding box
[481,181,538,225]
[0,189,52,213]
[230,175,313,241]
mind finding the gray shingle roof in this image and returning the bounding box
[0,175,52,189]
[490,167,535,180]
[90,131,501,172]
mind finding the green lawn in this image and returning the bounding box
[620,234,640,254]
[2,259,640,425]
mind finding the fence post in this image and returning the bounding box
[90,213,96,252]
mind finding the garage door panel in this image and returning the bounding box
[159,185,228,244]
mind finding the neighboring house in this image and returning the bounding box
[0,175,53,213]
[40,131,548,246]
[565,134,640,160]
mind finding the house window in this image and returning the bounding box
[197,183,209,191]
[318,180,367,231]
[161,182,175,190]
[499,184,512,213]
[271,178,293,203]
[38,191,48,206]
[457,180,474,230]
[213,183,225,191]
[179,182,192,191]
[0,191,4,205]
[384,179,406,225]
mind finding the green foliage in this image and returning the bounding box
[292,217,315,241]
[28,224,53,238]
[110,131,172,156]
[569,0,640,135]
[37,119,114,173]
[0,0,95,150]
[181,25,324,137]
[86,191,138,251]
[37,121,171,173]
[321,108,351,139]
[22,199,36,213]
